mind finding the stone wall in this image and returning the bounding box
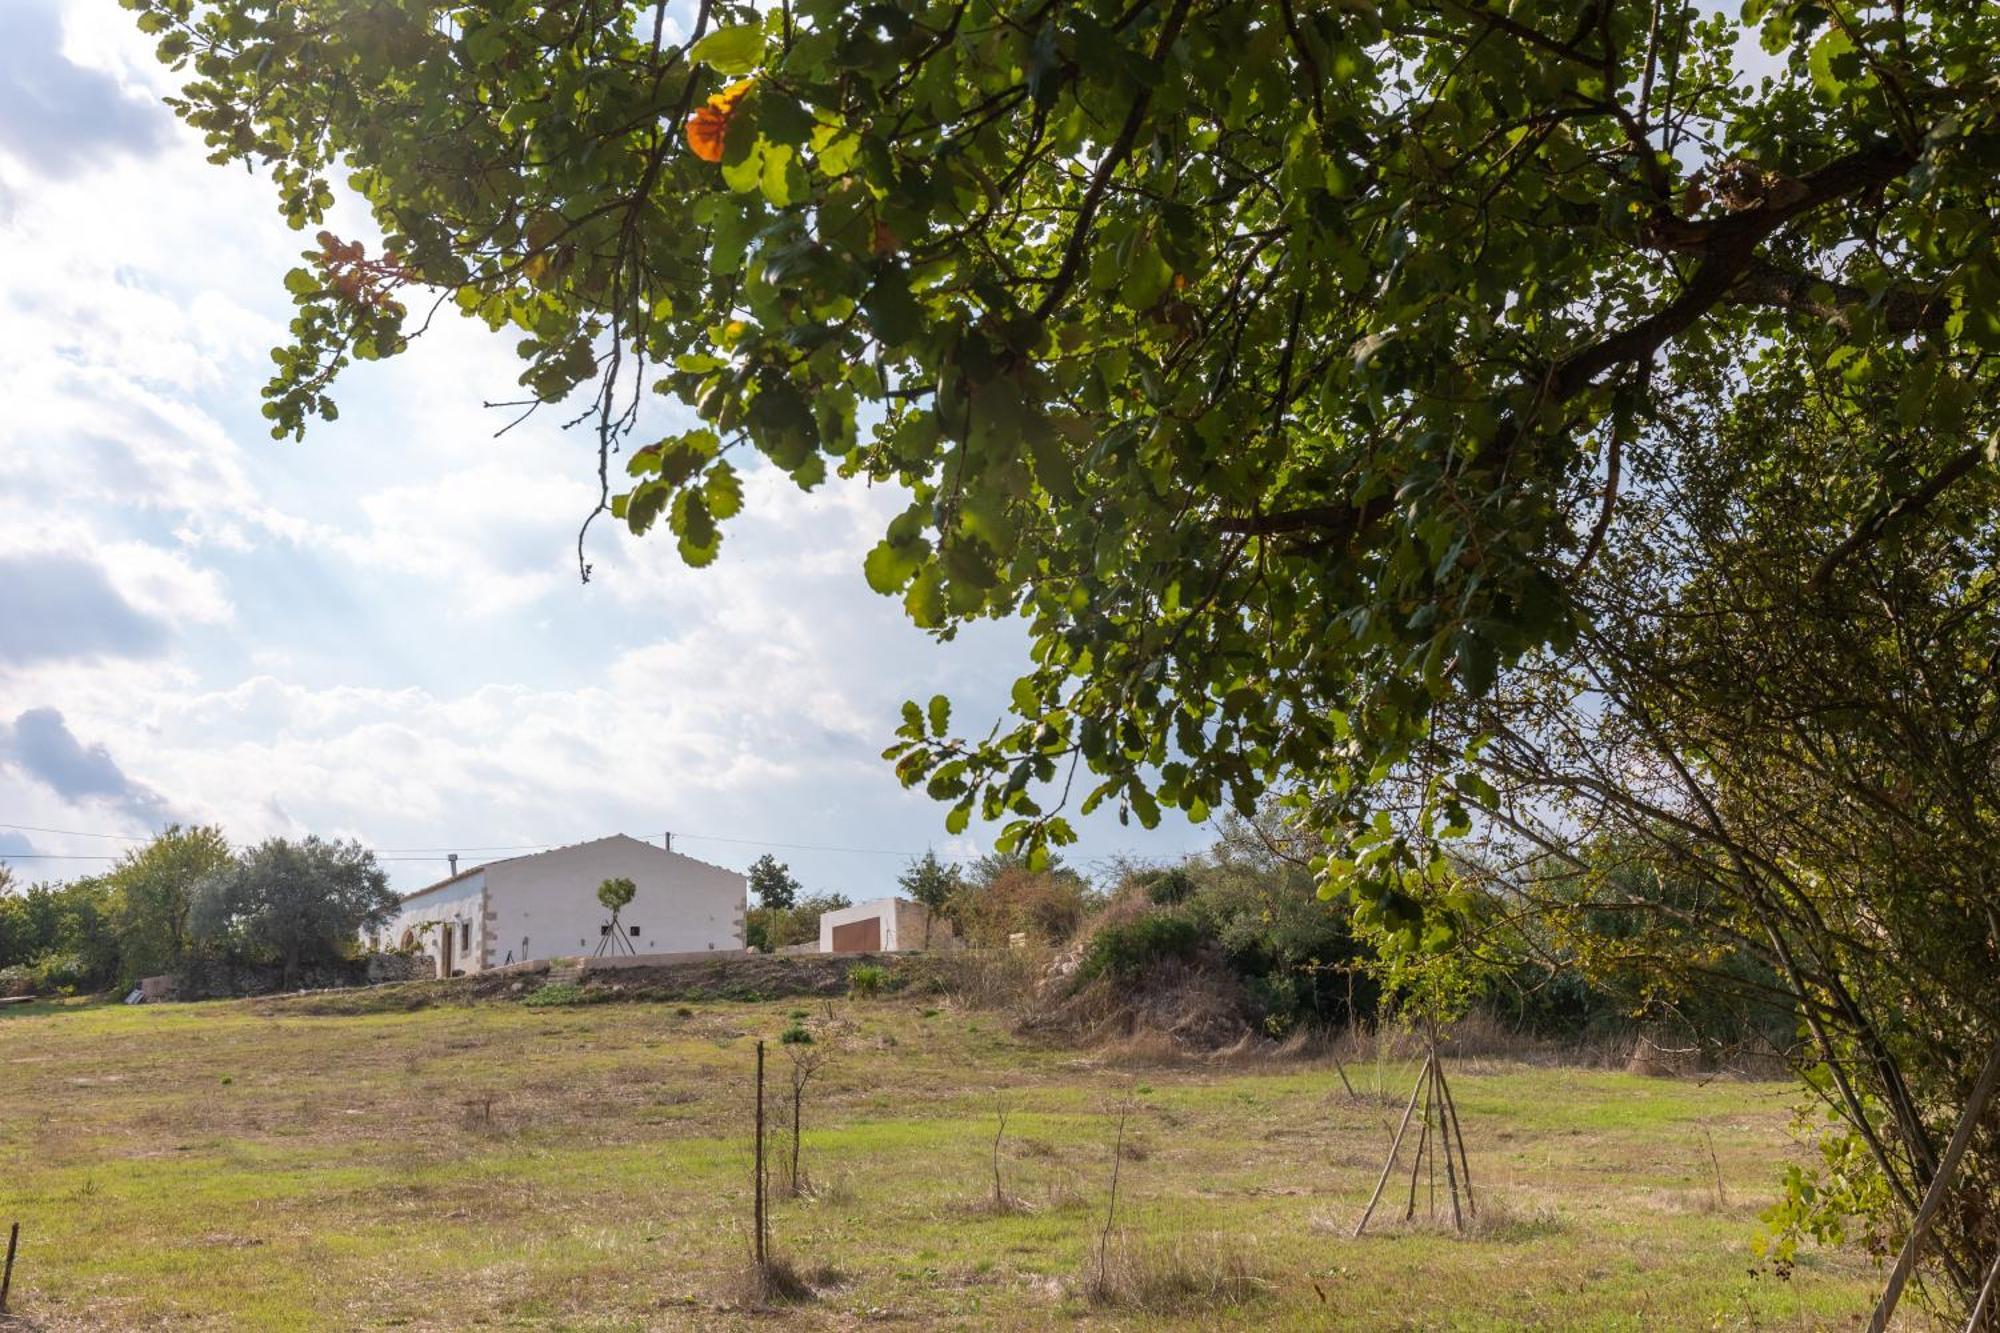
[170,952,431,1001]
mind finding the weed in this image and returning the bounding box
[847,964,887,998]
[522,982,591,1008]
[779,1023,813,1045]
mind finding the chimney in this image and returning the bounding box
[662,831,673,852]
[448,853,459,875]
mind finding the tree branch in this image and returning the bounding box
[1809,442,1993,590]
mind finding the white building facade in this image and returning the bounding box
[817,897,953,953]
[376,835,747,977]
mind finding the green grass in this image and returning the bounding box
[0,995,1893,1330]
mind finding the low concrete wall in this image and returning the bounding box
[580,948,751,972]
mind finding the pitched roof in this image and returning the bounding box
[396,833,742,903]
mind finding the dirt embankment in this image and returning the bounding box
[257,952,910,1015]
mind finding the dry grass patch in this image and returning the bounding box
[723,1252,841,1307]
[1079,1228,1272,1312]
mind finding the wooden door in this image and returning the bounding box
[830,917,881,952]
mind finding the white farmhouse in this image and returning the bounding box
[375,835,746,977]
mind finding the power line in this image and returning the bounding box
[3,819,1188,866]
[0,820,930,861]
[0,822,149,842]
[664,832,925,858]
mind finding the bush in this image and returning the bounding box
[846,963,887,998]
[1078,912,1203,982]
[28,952,90,995]
[522,982,591,1007]
[954,867,1095,946]
[0,964,34,998]
[779,1023,814,1045]
[1143,868,1197,906]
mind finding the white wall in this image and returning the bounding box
[376,871,486,978]
[817,897,949,952]
[483,835,745,968]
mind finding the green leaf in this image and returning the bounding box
[862,273,924,345]
[1806,26,1854,96]
[903,563,948,627]
[811,122,862,177]
[703,460,744,519]
[927,694,951,736]
[690,25,764,74]
[863,537,927,593]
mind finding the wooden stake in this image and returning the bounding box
[1354,1053,1430,1237]
[1433,1052,1476,1218]
[1437,1057,1463,1233]
[1328,1043,1357,1099]
[1870,1034,2000,1333]
[1407,1071,1432,1221]
[1425,1064,1437,1220]
[753,1040,767,1269]
[1,1220,17,1314]
[1962,1244,1999,1333]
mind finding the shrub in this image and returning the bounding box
[779,1023,814,1045]
[954,867,1095,946]
[0,964,34,998]
[1078,912,1203,982]
[847,963,887,998]
[28,952,90,995]
[1143,868,1197,906]
[522,982,589,1008]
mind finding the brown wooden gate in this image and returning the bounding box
[830,917,881,952]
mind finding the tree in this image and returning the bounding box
[0,876,122,992]
[108,825,234,983]
[895,850,962,945]
[193,837,397,988]
[131,0,1999,1316]
[746,854,800,912]
[597,876,638,917]
[748,891,853,952]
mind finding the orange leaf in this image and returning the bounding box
[685,78,756,163]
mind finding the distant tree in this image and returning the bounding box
[109,825,234,983]
[746,891,853,952]
[896,851,963,946]
[194,837,397,988]
[967,848,1076,892]
[0,876,121,992]
[746,854,800,911]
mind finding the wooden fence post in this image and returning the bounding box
[753,1040,767,1269]
[1,1220,18,1313]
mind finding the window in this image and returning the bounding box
[629,925,641,937]
[460,921,471,951]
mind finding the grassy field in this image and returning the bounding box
[0,986,1893,1330]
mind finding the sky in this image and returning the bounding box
[0,0,1213,897]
